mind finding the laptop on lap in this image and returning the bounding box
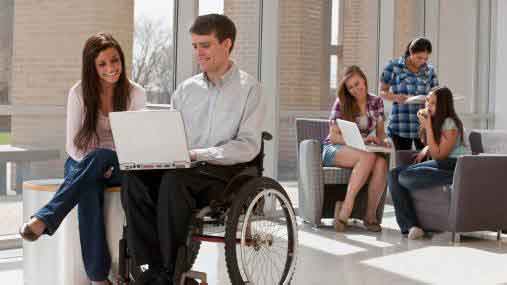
[110,110,192,170]
[335,119,393,153]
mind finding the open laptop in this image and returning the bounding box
[336,119,393,153]
[110,110,192,170]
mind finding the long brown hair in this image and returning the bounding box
[337,65,369,121]
[420,86,465,145]
[74,32,131,151]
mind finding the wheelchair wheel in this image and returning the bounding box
[173,225,202,284]
[224,177,298,285]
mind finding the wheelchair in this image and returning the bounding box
[117,132,298,285]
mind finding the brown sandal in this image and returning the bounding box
[19,222,41,242]
[363,220,382,232]
[333,201,348,232]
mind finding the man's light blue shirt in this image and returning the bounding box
[171,62,265,165]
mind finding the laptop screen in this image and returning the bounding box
[110,110,191,168]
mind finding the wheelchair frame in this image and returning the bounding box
[117,132,298,285]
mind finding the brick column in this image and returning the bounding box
[277,0,327,179]
[224,0,261,79]
[11,1,134,178]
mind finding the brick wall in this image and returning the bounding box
[278,0,327,179]
[11,0,134,178]
[339,0,379,88]
[224,0,260,79]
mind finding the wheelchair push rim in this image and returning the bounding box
[225,178,298,285]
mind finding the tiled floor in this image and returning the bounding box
[2,182,507,284]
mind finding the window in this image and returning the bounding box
[199,0,224,15]
[133,0,176,104]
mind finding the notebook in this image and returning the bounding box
[109,110,193,170]
[335,119,393,153]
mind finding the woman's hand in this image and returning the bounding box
[103,166,114,179]
[413,146,429,163]
[329,120,341,144]
[364,135,381,145]
[417,108,431,129]
[394,94,409,104]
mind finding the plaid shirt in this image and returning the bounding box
[381,56,438,138]
[325,94,385,144]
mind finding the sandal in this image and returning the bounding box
[19,222,42,242]
[363,220,382,232]
[333,201,348,232]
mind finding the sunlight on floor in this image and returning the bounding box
[362,246,507,284]
[298,230,365,256]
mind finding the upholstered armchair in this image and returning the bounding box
[296,118,386,227]
[394,129,507,241]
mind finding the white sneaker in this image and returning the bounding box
[408,227,424,240]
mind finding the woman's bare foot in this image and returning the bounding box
[362,217,382,232]
[333,201,350,232]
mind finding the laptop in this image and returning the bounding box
[109,110,192,170]
[335,119,393,153]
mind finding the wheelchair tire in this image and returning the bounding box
[224,177,298,285]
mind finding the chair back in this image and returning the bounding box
[295,118,329,150]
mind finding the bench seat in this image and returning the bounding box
[22,179,124,285]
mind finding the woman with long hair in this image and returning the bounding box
[323,65,389,232]
[380,37,439,150]
[19,32,146,284]
[388,86,466,239]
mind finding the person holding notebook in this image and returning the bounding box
[323,65,389,233]
[121,14,265,285]
[19,33,146,285]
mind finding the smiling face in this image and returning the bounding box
[95,47,122,87]
[191,33,231,74]
[345,73,367,100]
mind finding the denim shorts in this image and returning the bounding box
[322,143,344,166]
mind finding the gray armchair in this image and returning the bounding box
[296,118,386,227]
[394,129,507,241]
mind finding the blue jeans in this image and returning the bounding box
[388,158,457,234]
[33,148,121,281]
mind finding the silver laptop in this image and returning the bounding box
[110,110,192,170]
[335,119,393,153]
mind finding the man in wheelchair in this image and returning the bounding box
[121,14,267,284]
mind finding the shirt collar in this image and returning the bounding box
[203,61,237,88]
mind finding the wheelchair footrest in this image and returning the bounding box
[180,270,208,285]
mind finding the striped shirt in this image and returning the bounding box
[381,56,438,138]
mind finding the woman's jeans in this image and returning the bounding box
[33,148,121,281]
[388,158,457,234]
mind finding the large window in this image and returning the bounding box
[277,0,380,180]
[133,0,176,104]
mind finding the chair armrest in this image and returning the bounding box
[394,150,418,168]
[297,139,324,225]
[449,154,507,231]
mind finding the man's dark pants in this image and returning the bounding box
[121,165,241,279]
